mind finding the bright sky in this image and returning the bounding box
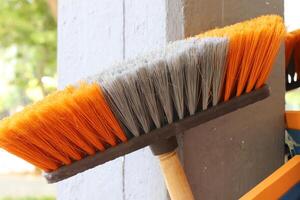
[285,0,300,31]
[0,150,35,174]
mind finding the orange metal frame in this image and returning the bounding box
[286,111,300,130]
[240,156,300,200]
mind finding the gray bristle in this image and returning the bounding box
[166,48,186,119]
[211,38,229,106]
[123,70,152,133]
[199,38,229,110]
[101,77,140,136]
[136,65,163,128]
[183,44,202,115]
[90,37,229,137]
[151,59,174,124]
[200,39,215,110]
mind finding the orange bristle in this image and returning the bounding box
[285,29,300,69]
[71,83,123,146]
[37,97,96,156]
[197,15,285,100]
[0,82,127,171]
[285,32,296,68]
[0,119,60,172]
[286,29,300,76]
[295,40,300,76]
[92,84,127,142]
[254,22,285,89]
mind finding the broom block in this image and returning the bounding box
[44,85,270,183]
[158,151,194,200]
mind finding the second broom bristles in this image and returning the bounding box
[99,37,229,136]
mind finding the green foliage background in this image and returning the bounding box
[0,0,56,117]
[0,197,55,200]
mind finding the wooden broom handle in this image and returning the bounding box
[158,150,195,200]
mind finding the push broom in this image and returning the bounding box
[0,15,285,200]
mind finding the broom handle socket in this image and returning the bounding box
[158,150,195,200]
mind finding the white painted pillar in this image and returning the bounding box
[56,0,179,199]
[123,1,169,199]
[57,1,124,199]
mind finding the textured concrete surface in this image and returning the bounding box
[183,0,283,36]
[57,0,168,199]
[182,0,285,199]
[57,0,124,87]
[183,45,285,200]
[57,1,124,199]
[123,0,168,199]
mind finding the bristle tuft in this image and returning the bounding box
[137,66,163,128]
[197,15,285,100]
[183,41,202,115]
[0,83,127,171]
[166,43,186,119]
[151,59,174,124]
[211,38,229,106]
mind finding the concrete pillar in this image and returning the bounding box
[181,0,285,199]
[57,0,169,199]
[57,0,284,199]
[57,1,125,199]
[123,1,169,199]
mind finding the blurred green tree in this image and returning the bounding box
[0,0,56,116]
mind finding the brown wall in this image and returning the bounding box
[184,0,283,36]
[180,0,285,199]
